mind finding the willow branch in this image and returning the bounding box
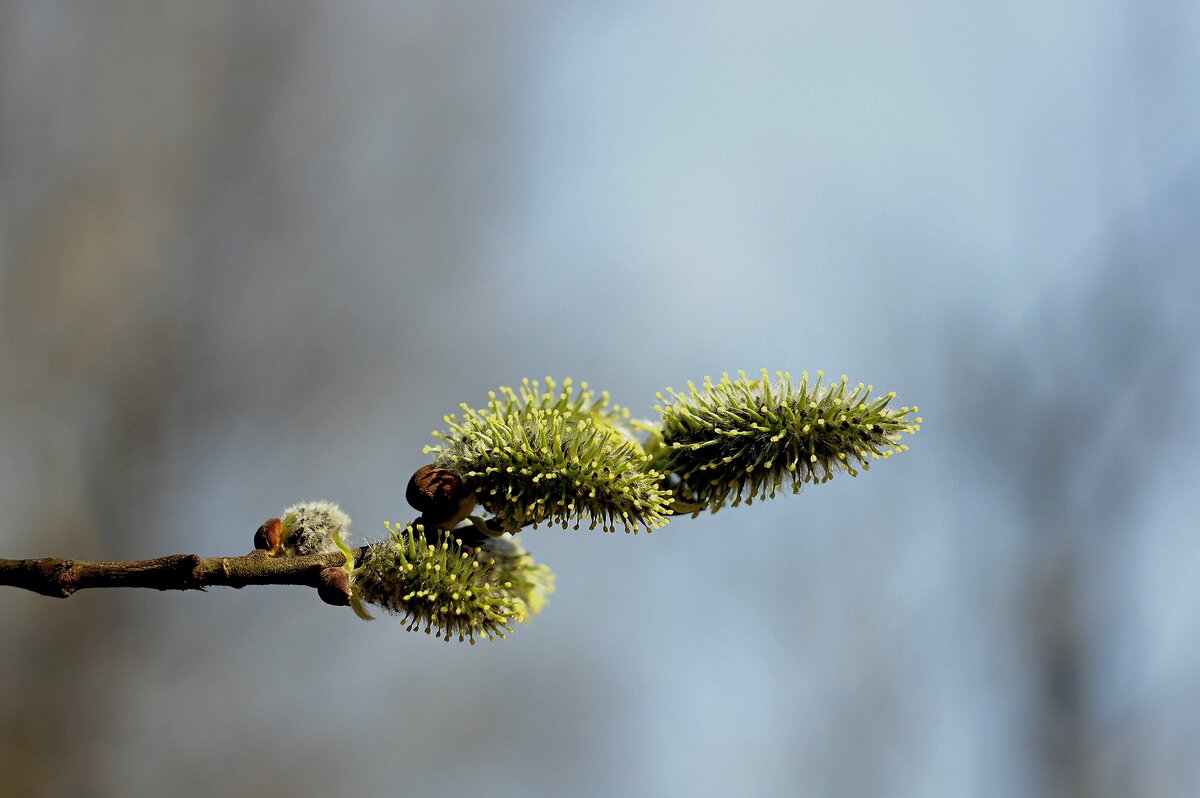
[0,549,366,602]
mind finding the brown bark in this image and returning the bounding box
[0,550,362,599]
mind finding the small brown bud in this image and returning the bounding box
[317,566,352,607]
[406,464,476,527]
[254,517,283,554]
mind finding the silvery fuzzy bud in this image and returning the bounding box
[279,501,352,556]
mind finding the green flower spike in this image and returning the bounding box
[351,522,552,643]
[651,369,921,512]
[424,377,672,534]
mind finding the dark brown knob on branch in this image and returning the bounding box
[406,464,476,528]
[316,566,352,607]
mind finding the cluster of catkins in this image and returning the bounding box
[268,371,919,643]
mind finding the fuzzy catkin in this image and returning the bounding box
[425,378,672,533]
[351,523,554,644]
[651,370,920,511]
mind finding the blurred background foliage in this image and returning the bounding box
[1,2,1198,796]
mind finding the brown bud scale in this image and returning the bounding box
[406,464,472,524]
[254,517,283,553]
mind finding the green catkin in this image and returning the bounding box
[651,369,920,512]
[351,523,554,644]
[424,378,672,534]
